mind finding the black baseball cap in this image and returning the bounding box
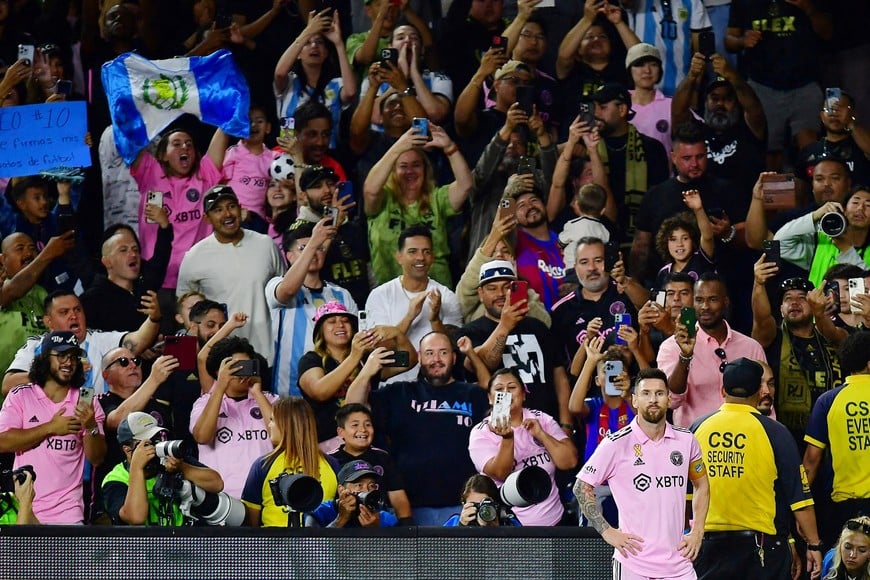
[722,358,763,398]
[203,185,239,213]
[299,165,338,191]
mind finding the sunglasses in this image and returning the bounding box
[105,356,142,370]
[715,348,727,373]
[846,520,870,535]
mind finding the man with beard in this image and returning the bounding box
[756,361,777,417]
[512,187,565,311]
[751,270,841,443]
[632,120,746,285]
[691,358,822,579]
[286,101,348,182]
[290,166,370,306]
[81,224,172,332]
[350,83,412,187]
[465,102,556,260]
[176,186,283,369]
[0,332,107,524]
[658,273,766,427]
[775,187,870,287]
[576,368,709,580]
[455,260,574,432]
[552,237,638,365]
[2,290,162,395]
[672,52,767,196]
[587,83,669,252]
[345,331,490,526]
[798,91,870,185]
[0,232,73,375]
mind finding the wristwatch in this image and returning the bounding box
[402,85,417,97]
[806,542,824,552]
[89,426,99,437]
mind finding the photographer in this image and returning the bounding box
[0,468,40,525]
[443,474,520,527]
[306,460,397,528]
[774,186,870,287]
[102,412,223,526]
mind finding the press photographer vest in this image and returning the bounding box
[808,231,870,288]
[103,463,184,526]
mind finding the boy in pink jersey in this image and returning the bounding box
[576,368,709,580]
[221,106,277,230]
[190,337,276,499]
[0,332,106,524]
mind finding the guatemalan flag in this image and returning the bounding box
[102,49,250,165]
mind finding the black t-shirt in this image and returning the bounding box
[636,174,745,237]
[330,445,406,494]
[369,379,489,507]
[729,0,825,88]
[454,316,562,418]
[297,351,361,443]
[704,120,767,196]
[550,283,639,366]
[558,62,630,140]
[323,219,372,308]
[798,137,870,186]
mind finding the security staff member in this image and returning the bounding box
[804,331,870,548]
[691,358,823,579]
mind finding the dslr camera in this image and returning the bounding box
[819,211,847,238]
[355,489,384,511]
[0,465,35,493]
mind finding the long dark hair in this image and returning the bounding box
[29,350,85,389]
[292,37,340,104]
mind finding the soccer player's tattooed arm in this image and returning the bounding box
[575,480,610,533]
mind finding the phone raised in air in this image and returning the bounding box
[761,239,780,265]
[824,280,840,315]
[491,390,512,424]
[698,29,715,59]
[515,85,535,116]
[509,280,529,307]
[163,335,198,371]
[380,47,399,67]
[603,360,623,396]
[613,313,632,345]
[680,306,697,338]
[233,359,260,377]
[516,155,535,175]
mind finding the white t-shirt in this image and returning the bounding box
[8,329,126,394]
[176,232,284,363]
[558,216,611,269]
[265,278,358,397]
[364,277,462,383]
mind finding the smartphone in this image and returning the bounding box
[491,390,512,424]
[380,47,399,67]
[516,155,535,175]
[358,310,371,332]
[336,181,353,202]
[57,213,76,234]
[233,359,260,377]
[604,240,620,272]
[698,29,715,58]
[578,102,596,128]
[761,239,780,265]
[654,290,667,308]
[825,87,842,112]
[163,335,198,371]
[490,35,509,51]
[146,191,163,224]
[603,360,623,396]
[325,206,340,222]
[849,278,866,313]
[216,12,233,28]
[509,280,529,307]
[824,280,840,315]
[515,85,535,116]
[680,306,697,337]
[384,350,410,367]
[17,44,35,66]
[613,313,632,346]
[78,387,95,406]
[219,302,229,320]
[280,117,295,141]
[497,196,515,221]
[411,117,429,138]
[55,80,73,95]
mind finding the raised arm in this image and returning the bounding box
[1,233,75,307]
[672,53,705,127]
[745,172,774,249]
[349,65,381,155]
[363,127,428,216]
[453,48,506,139]
[751,255,779,348]
[324,12,357,103]
[120,290,161,354]
[556,1,596,80]
[206,127,230,170]
[273,217,337,304]
[197,312,248,393]
[710,55,765,141]
[299,331,372,401]
[274,10,331,94]
[427,124,472,211]
[569,336,605,417]
[682,190,716,258]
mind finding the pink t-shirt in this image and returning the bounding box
[630,89,674,161]
[221,142,276,216]
[0,384,105,524]
[468,408,566,526]
[578,418,704,578]
[189,391,278,499]
[131,152,218,289]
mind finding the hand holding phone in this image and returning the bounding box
[78,387,95,406]
[232,359,260,377]
[146,191,163,224]
[699,29,715,59]
[825,87,842,112]
[358,310,371,332]
[761,239,780,265]
[613,313,632,345]
[163,335,198,371]
[380,47,399,67]
[849,278,866,314]
[680,306,697,338]
[603,361,624,396]
[411,117,430,139]
[384,350,410,367]
[824,280,840,315]
[491,390,512,426]
[509,280,529,307]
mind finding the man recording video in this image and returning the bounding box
[102,412,223,526]
[306,460,397,528]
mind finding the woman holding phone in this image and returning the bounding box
[297,302,416,450]
[467,368,577,526]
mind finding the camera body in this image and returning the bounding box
[0,465,35,493]
[819,211,847,238]
[475,498,499,523]
[356,489,384,511]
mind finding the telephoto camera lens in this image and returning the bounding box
[819,211,847,238]
[356,490,384,511]
[153,440,188,460]
[476,498,499,523]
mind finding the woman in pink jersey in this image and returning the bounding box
[468,368,578,526]
[130,126,229,290]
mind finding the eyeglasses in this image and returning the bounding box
[305,38,327,47]
[50,351,80,362]
[715,348,727,373]
[846,520,870,535]
[105,356,142,370]
[519,31,546,42]
[295,243,327,253]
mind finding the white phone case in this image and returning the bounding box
[492,391,512,425]
[849,278,866,313]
